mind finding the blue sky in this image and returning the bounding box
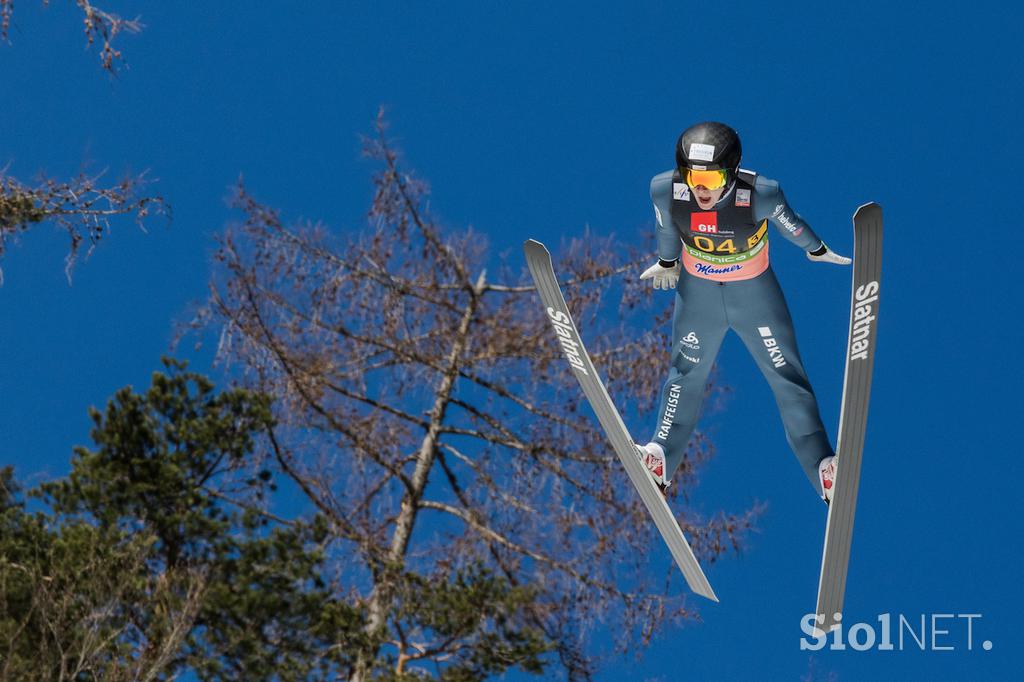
[1,1,1020,680]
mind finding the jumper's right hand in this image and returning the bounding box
[640,260,681,290]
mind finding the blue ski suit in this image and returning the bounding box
[649,168,833,495]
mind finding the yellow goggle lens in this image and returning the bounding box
[685,169,728,190]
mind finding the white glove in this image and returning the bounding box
[640,260,681,290]
[806,243,851,265]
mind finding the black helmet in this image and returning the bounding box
[675,122,742,173]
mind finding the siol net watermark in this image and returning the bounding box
[800,613,992,652]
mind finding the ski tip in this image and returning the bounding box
[523,239,552,264]
[853,202,882,221]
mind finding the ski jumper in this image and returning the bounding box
[649,168,834,495]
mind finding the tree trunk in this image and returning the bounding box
[350,270,485,682]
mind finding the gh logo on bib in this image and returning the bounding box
[690,211,718,234]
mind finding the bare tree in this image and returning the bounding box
[0,170,165,282]
[198,112,758,680]
[1,3,155,283]
[1,0,142,72]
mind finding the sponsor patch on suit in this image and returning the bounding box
[673,183,691,201]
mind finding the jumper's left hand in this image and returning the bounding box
[806,242,851,265]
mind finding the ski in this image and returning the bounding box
[813,202,883,636]
[524,239,717,601]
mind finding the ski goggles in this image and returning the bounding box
[684,168,729,190]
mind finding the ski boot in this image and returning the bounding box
[636,442,670,496]
[818,455,837,504]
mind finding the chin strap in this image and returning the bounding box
[713,177,737,204]
[720,177,735,197]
